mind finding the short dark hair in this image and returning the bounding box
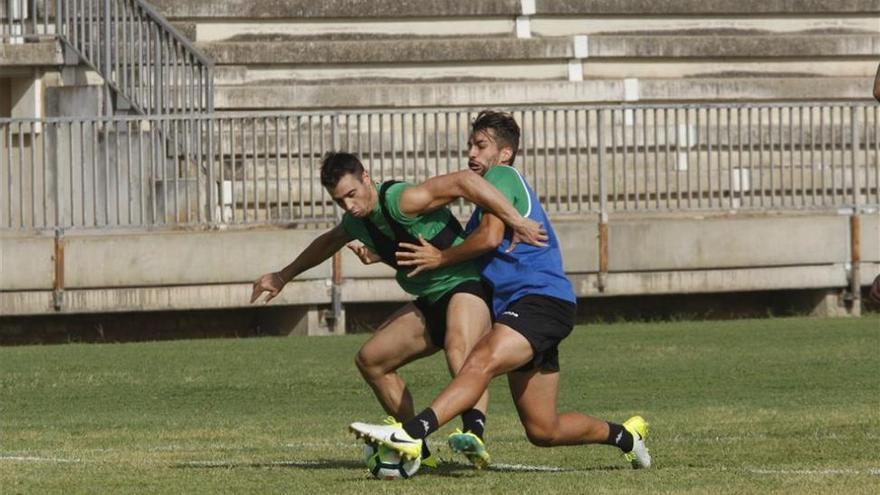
[471,110,520,165]
[320,152,365,188]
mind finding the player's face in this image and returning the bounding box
[329,171,375,218]
[467,129,512,176]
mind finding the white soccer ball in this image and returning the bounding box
[363,443,421,480]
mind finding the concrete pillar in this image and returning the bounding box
[808,289,856,318]
[258,305,346,336]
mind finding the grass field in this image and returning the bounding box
[1,315,878,494]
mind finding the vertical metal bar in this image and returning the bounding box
[149,118,157,224]
[229,117,236,223]
[622,108,629,211]
[652,108,658,209]
[737,107,744,207]
[298,115,304,220]
[206,115,215,223]
[252,117,259,220]
[77,121,83,225]
[274,116,281,219]
[663,107,670,209]
[588,109,595,210]
[286,116,293,221]
[683,108,691,208]
[641,108,648,210]
[820,106,827,205]
[575,109,582,211]
[850,105,858,207]
[114,120,122,225]
[29,122,37,227]
[176,117,183,223]
[379,113,385,180]
[695,108,702,208]
[831,107,838,204]
[308,115,314,218]
[543,109,549,210]
[725,106,732,208]
[787,107,793,207]
[40,117,48,227]
[444,112,449,178]
[137,119,145,224]
[609,109,617,209]
[16,122,24,228]
[91,120,98,226]
[263,117,270,220]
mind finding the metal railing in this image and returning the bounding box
[1,0,213,114]
[1,0,53,41]
[1,102,878,232]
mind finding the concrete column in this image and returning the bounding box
[258,305,346,336]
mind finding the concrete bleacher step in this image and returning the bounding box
[214,77,874,110]
[204,34,878,86]
[153,0,878,19]
[201,34,877,66]
[0,39,62,67]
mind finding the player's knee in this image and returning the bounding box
[354,348,384,378]
[524,424,556,447]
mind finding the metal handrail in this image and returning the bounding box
[1,102,877,232]
[53,0,213,115]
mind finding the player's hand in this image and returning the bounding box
[347,242,382,265]
[396,235,442,278]
[508,218,548,253]
[250,272,286,304]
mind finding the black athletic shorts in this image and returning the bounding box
[414,279,493,349]
[495,294,577,373]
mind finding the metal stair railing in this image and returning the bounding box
[53,0,213,115]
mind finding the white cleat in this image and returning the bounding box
[349,421,423,461]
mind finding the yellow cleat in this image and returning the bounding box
[622,415,652,469]
[447,429,491,470]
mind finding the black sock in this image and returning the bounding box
[461,409,486,440]
[604,422,634,452]
[402,408,439,440]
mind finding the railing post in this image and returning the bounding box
[102,0,112,116]
[848,105,861,315]
[596,108,608,292]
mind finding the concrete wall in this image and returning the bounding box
[2,211,877,316]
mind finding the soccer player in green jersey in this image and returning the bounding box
[250,152,546,466]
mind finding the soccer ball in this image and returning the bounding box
[363,443,421,480]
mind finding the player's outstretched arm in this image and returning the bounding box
[397,213,505,277]
[250,225,352,304]
[398,170,546,247]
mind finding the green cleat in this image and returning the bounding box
[447,429,491,470]
[622,415,651,469]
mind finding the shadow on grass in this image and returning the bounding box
[171,458,627,477]
[171,458,365,470]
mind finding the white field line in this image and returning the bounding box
[490,463,569,472]
[747,467,880,476]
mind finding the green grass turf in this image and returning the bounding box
[1,315,878,494]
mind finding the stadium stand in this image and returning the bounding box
[0,0,878,335]
[149,0,878,109]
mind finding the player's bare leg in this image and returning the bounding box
[443,292,493,467]
[354,303,438,420]
[507,369,609,446]
[430,324,534,424]
[443,292,492,415]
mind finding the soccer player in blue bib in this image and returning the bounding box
[350,111,651,470]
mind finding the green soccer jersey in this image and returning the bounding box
[340,182,481,303]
